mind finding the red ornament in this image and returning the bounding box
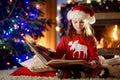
[71,1,75,5]
[61,3,65,8]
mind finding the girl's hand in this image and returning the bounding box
[88,60,97,69]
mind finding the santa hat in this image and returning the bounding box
[67,5,95,24]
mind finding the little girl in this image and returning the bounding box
[53,4,108,78]
[54,4,98,65]
[34,4,109,79]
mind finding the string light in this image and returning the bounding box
[14,24,19,29]
[56,26,61,32]
[96,0,101,3]
[9,0,13,3]
[16,57,19,59]
[18,59,21,63]
[86,0,91,3]
[21,40,25,43]
[35,4,40,9]
[71,1,75,5]
[67,0,72,4]
[6,62,10,65]
[57,5,61,10]
[3,45,6,49]
[26,56,29,59]
[56,16,60,22]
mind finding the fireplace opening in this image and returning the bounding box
[93,20,120,59]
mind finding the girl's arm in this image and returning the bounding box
[88,36,100,68]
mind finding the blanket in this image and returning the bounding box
[0,69,120,80]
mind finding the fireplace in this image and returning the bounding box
[93,19,120,59]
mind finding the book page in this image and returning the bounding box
[26,41,52,63]
[46,59,90,68]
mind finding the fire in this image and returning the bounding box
[97,38,104,48]
[97,25,119,49]
[112,25,118,40]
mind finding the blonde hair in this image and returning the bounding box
[84,20,94,36]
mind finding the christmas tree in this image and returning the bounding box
[0,0,52,70]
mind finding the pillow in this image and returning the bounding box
[20,55,56,72]
[107,57,120,65]
[11,67,56,77]
[99,56,120,66]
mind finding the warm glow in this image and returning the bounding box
[86,0,91,3]
[9,0,12,3]
[24,34,44,48]
[67,0,72,3]
[112,25,118,40]
[107,41,113,48]
[3,45,6,49]
[35,4,40,9]
[24,34,35,43]
[7,62,10,65]
[96,0,101,2]
[56,26,61,32]
[97,38,104,48]
[56,16,60,22]
[57,5,61,10]
[97,25,119,49]
[114,55,120,58]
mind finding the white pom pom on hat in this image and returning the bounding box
[67,4,95,24]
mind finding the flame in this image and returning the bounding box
[97,38,104,48]
[112,25,118,40]
[107,41,112,48]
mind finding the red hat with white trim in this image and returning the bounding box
[67,5,95,24]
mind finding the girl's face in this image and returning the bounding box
[71,18,85,34]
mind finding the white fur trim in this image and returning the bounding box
[88,16,95,24]
[67,10,95,24]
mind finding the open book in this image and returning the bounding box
[26,41,90,68]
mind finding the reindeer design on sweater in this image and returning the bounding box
[68,40,88,58]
